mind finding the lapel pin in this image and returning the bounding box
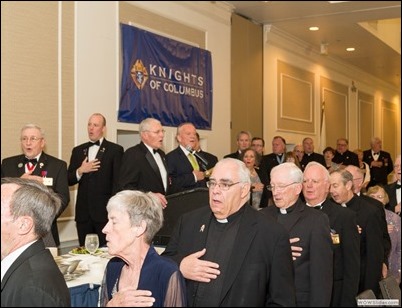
[18,163,23,168]
[200,224,205,232]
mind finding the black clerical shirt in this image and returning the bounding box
[193,206,245,306]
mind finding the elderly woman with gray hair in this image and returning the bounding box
[367,185,401,284]
[100,190,186,307]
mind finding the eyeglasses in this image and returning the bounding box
[145,129,166,134]
[207,181,241,191]
[267,182,299,191]
[20,137,43,143]
[252,144,263,147]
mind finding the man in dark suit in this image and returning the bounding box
[262,162,333,307]
[223,130,252,160]
[384,154,401,215]
[333,137,359,167]
[303,162,360,307]
[1,124,70,247]
[1,177,70,307]
[68,113,123,247]
[299,137,326,170]
[166,123,207,194]
[329,169,384,297]
[162,158,296,306]
[363,137,394,188]
[346,165,391,279]
[119,118,170,206]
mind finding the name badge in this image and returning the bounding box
[331,233,340,244]
[43,177,53,186]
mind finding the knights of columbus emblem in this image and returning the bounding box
[131,59,148,90]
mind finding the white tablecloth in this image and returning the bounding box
[58,253,109,288]
[61,246,164,288]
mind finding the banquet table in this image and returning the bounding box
[56,250,109,307]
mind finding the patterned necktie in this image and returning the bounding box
[188,153,199,171]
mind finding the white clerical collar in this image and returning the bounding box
[217,218,228,223]
[306,199,325,207]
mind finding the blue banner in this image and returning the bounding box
[118,23,213,129]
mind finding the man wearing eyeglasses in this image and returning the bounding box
[261,162,333,307]
[1,123,70,247]
[119,117,169,207]
[162,158,296,306]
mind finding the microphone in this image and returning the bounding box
[185,145,209,169]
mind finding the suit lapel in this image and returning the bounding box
[194,213,212,251]
[95,139,107,161]
[31,153,47,177]
[283,200,304,232]
[145,151,161,178]
[16,155,26,176]
[220,206,257,303]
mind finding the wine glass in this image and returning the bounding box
[85,233,99,255]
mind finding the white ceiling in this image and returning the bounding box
[224,1,401,88]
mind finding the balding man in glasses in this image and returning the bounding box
[163,158,296,306]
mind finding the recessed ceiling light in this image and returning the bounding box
[346,47,355,51]
[309,26,319,31]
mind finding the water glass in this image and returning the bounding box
[85,233,99,255]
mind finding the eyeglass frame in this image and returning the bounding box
[206,181,241,191]
[20,136,43,143]
[267,182,299,192]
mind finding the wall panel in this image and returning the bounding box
[277,61,314,134]
[320,77,348,148]
[382,100,397,157]
[358,92,374,149]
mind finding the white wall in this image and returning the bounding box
[60,1,232,244]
